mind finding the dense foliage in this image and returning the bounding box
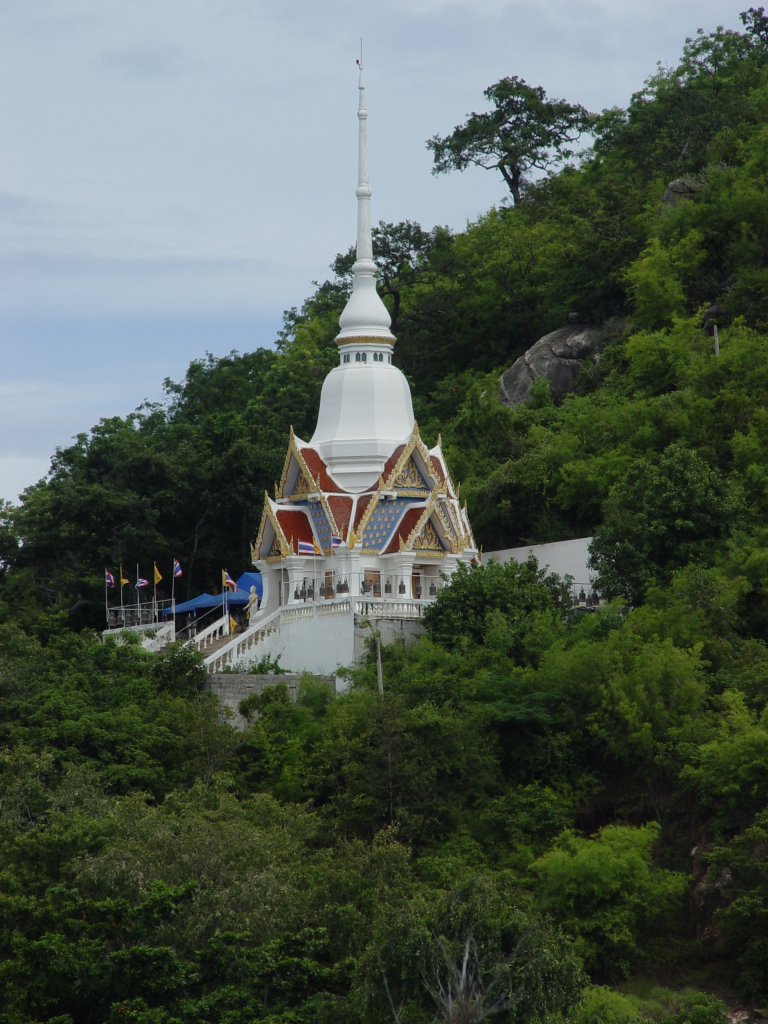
[2,11,768,1022]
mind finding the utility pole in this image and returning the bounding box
[376,632,383,695]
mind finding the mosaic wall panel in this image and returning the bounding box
[307,501,333,549]
[362,497,416,551]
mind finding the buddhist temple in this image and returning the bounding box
[203,61,477,677]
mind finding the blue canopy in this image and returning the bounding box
[167,592,218,615]
[166,571,262,617]
[236,572,263,599]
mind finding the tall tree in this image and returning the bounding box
[427,76,592,205]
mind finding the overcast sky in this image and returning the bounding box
[0,0,750,503]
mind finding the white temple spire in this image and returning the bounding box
[335,57,395,344]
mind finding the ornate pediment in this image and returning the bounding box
[412,518,445,554]
[383,424,440,495]
[277,430,318,501]
[253,496,293,563]
[393,455,429,491]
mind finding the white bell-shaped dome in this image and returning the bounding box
[310,341,414,492]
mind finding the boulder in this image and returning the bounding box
[660,177,703,207]
[499,324,613,407]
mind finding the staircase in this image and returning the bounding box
[184,609,283,673]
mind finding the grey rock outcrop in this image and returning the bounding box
[660,178,703,207]
[499,324,613,407]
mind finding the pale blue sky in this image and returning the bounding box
[0,0,748,501]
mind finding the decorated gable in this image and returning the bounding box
[285,466,313,499]
[412,517,447,555]
[393,455,429,493]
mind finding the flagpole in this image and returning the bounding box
[170,559,175,634]
[104,570,109,625]
[153,565,157,624]
[136,562,141,622]
[120,564,125,625]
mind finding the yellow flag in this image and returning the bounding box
[153,562,163,585]
[119,565,129,586]
[349,530,357,550]
[313,537,322,555]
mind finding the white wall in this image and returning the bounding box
[484,537,596,594]
[241,608,356,677]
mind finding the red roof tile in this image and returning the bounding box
[353,493,374,529]
[299,446,340,493]
[429,453,447,485]
[328,495,353,536]
[382,444,406,482]
[275,508,314,547]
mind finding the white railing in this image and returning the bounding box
[102,619,175,651]
[203,608,283,673]
[351,597,428,619]
[203,597,430,674]
[188,613,230,651]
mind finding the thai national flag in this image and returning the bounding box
[173,559,183,578]
[297,540,315,556]
[104,569,115,588]
[135,577,149,589]
[331,536,342,548]
[223,570,237,591]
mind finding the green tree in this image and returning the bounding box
[530,823,687,979]
[423,557,571,659]
[428,77,592,205]
[589,442,736,603]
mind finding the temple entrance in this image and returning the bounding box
[363,569,381,597]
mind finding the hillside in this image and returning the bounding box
[1,12,768,1023]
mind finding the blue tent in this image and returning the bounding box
[236,572,263,599]
[169,593,218,615]
[166,571,262,617]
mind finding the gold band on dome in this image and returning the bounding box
[335,334,397,348]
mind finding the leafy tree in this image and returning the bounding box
[427,77,592,205]
[332,220,451,335]
[423,557,571,659]
[589,442,737,603]
[530,823,687,979]
[710,809,768,999]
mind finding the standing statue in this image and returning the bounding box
[245,585,259,624]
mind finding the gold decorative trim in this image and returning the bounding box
[316,491,340,549]
[252,495,271,561]
[253,498,294,561]
[277,431,319,501]
[382,423,440,494]
[402,493,438,551]
[433,499,460,554]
